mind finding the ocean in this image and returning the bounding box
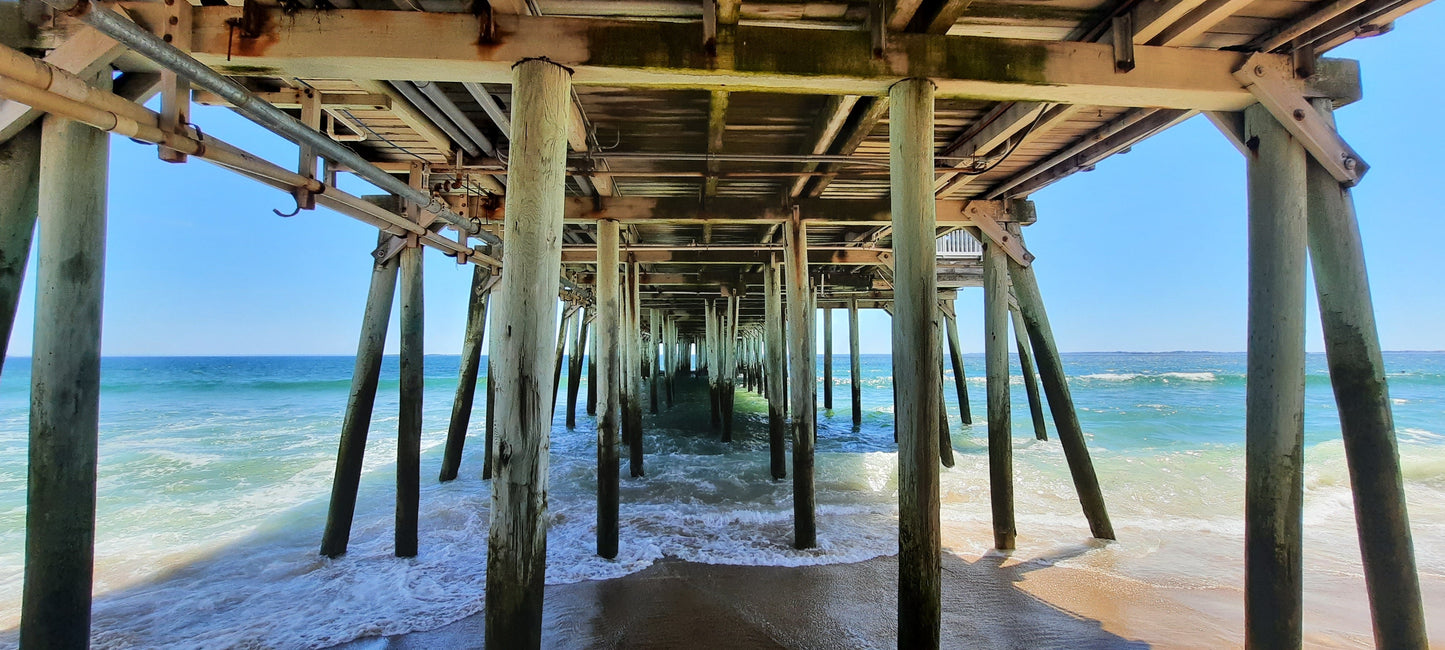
[0,352,1441,648]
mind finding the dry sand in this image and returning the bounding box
[335,543,1445,650]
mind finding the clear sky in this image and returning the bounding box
[5,2,1443,357]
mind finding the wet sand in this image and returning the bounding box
[336,544,1419,650]
[335,540,1445,650]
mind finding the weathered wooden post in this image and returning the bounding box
[596,219,621,559]
[822,307,834,410]
[551,306,574,415]
[766,261,788,479]
[396,242,424,558]
[484,354,496,480]
[706,298,720,427]
[664,315,675,407]
[619,265,636,448]
[626,261,645,477]
[395,162,427,559]
[785,209,816,549]
[587,328,597,416]
[982,237,1015,550]
[566,307,589,428]
[721,294,740,442]
[440,264,492,482]
[1305,99,1426,649]
[485,58,571,650]
[890,77,941,649]
[1005,233,1114,541]
[0,123,40,378]
[321,244,399,556]
[1010,307,1048,441]
[848,297,863,427]
[21,109,108,650]
[943,309,972,425]
[936,312,955,468]
[1239,103,1309,649]
[649,307,660,413]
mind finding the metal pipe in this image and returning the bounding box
[462,81,511,139]
[391,81,482,158]
[40,0,492,243]
[414,81,496,155]
[985,108,1158,199]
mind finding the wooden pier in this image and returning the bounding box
[0,0,1431,647]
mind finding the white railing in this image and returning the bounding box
[936,230,982,258]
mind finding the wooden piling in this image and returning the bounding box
[849,297,863,427]
[706,298,720,427]
[1243,103,1308,650]
[784,210,816,549]
[484,354,496,480]
[890,77,941,649]
[20,111,108,650]
[943,310,973,425]
[649,308,660,413]
[1305,99,1427,649]
[936,312,956,468]
[1011,306,1048,441]
[566,307,589,428]
[485,58,571,650]
[596,219,621,559]
[321,245,398,556]
[551,306,574,415]
[627,261,645,477]
[823,307,834,410]
[587,330,597,416]
[1006,242,1115,541]
[0,123,40,379]
[766,261,788,479]
[396,243,424,558]
[983,239,1015,551]
[440,264,491,482]
[723,295,740,441]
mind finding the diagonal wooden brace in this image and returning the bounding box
[1234,53,1367,186]
[966,205,1034,268]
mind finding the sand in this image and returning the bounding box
[332,543,1445,650]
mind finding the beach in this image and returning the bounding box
[0,352,1442,647]
[338,548,1445,649]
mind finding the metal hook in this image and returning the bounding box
[273,195,303,218]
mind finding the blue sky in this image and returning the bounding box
[5,3,1443,357]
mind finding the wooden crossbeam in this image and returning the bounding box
[192,89,390,110]
[167,7,1283,111]
[456,196,1035,225]
[561,248,889,265]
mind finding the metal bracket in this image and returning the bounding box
[869,0,886,59]
[1111,14,1135,73]
[1234,52,1367,186]
[702,0,718,56]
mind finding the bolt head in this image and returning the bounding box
[1254,65,1266,76]
[1343,156,1358,171]
[1292,109,1306,121]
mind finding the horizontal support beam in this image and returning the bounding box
[469,196,1033,226]
[562,247,889,265]
[165,6,1305,111]
[192,89,391,110]
[574,271,877,289]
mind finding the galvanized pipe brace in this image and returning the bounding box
[44,0,497,245]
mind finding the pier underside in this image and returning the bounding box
[0,0,1433,646]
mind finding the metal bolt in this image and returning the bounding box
[1254,65,1265,77]
[168,16,178,25]
[1343,156,1357,171]
[1292,109,1306,121]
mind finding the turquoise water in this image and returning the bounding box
[0,352,1442,647]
